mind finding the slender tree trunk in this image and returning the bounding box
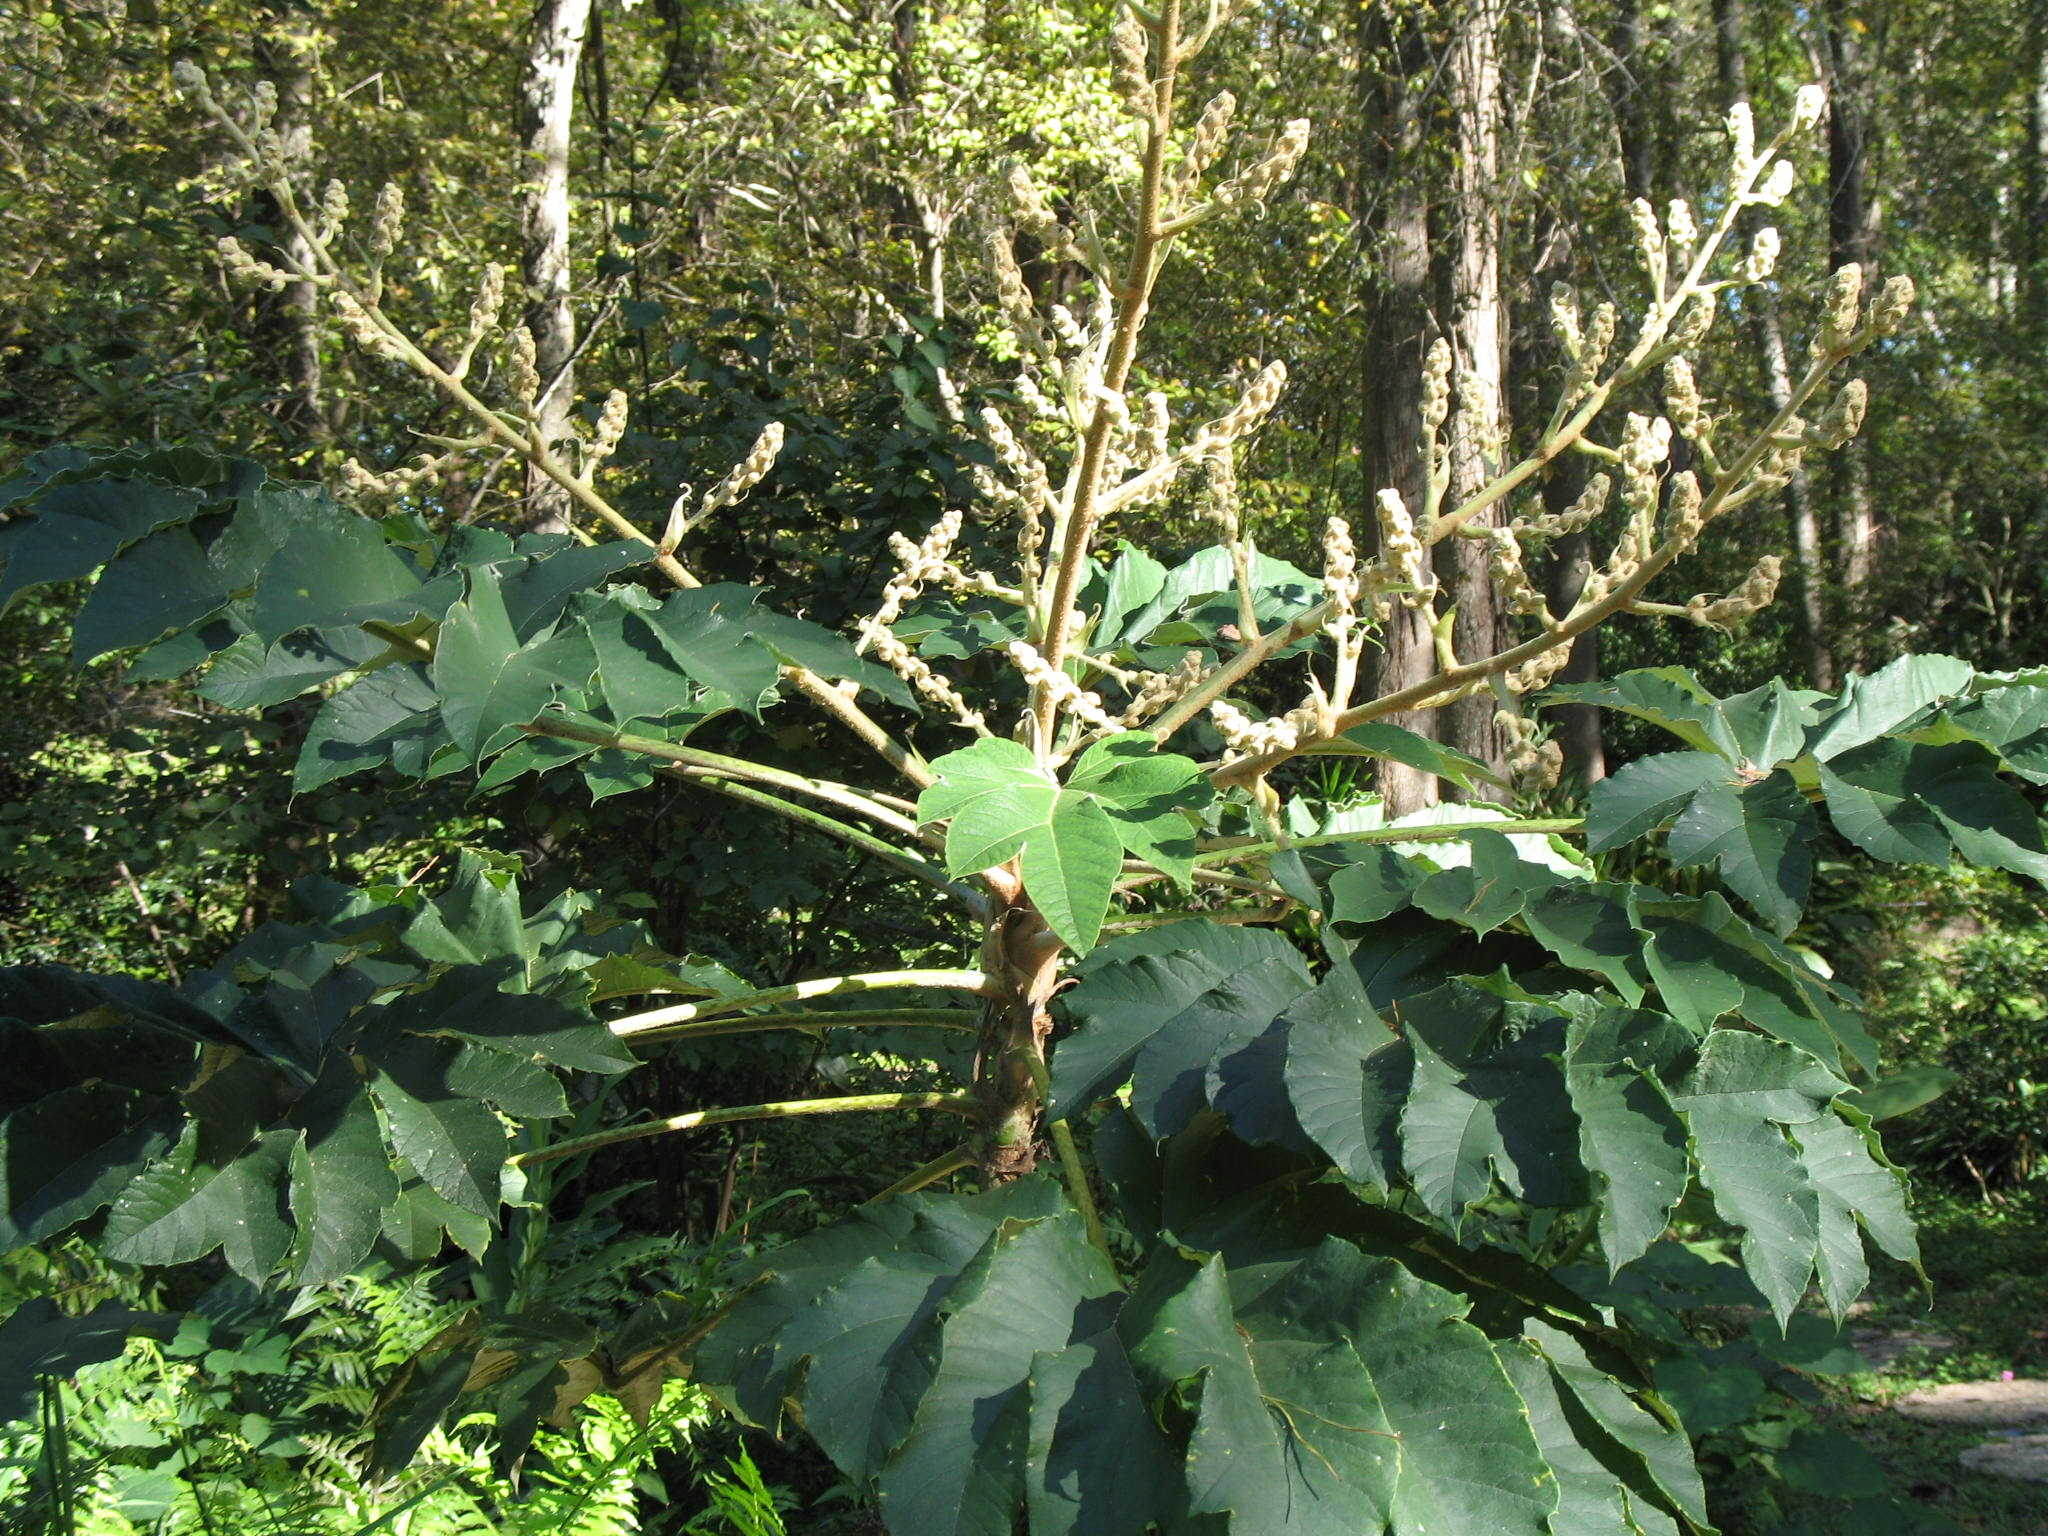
[1358,0,1440,816]
[520,0,594,533]
[2022,0,2048,331]
[975,895,1060,1183]
[1821,0,1880,664]
[257,14,324,445]
[1440,0,1511,795]
[1714,0,1834,688]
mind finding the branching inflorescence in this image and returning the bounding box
[173,0,1906,1191]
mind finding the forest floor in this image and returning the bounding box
[1780,1187,2048,1533]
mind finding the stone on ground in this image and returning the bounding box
[1850,1328,1956,1371]
[1893,1379,2048,1427]
[1959,1434,2048,1484]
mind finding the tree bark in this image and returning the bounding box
[974,896,1061,1184]
[1820,0,1881,664]
[2022,0,2048,332]
[519,0,594,533]
[1357,0,1441,816]
[1439,0,1511,796]
[1714,0,1835,689]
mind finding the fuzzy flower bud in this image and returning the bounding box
[369,182,405,258]
[1666,199,1698,253]
[1664,470,1705,547]
[1630,198,1666,283]
[1007,164,1058,237]
[1692,554,1784,631]
[1376,487,1435,606]
[1217,119,1310,207]
[172,58,210,100]
[1814,263,1864,355]
[1205,360,1286,443]
[1793,83,1828,132]
[1421,337,1453,432]
[1671,291,1716,349]
[1810,378,1868,449]
[507,325,540,409]
[1498,709,1563,787]
[1745,226,1781,283]
[1549,284,1582,357]
[1111,6,1153,116]
[331,290,402,359]
[1726,101,1756,172]
[589,389,629,467]
[1174,91,1238,200]
[1869,274,1915,336]
[700,421,786,515]
[216,235,292,291]
[1665,357,1708,441]
[468,263,505,341]
[318,179,350,233]
[1752,159,1797,207]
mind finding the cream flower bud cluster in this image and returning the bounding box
[1120,651,1209,728]
[1550,285,1582,358]
[1200,444,1241,536]
[317,179,350,240]
[1421,339,1453,432]
[1506,643,1572,696]
[1560,305,1615,405]
[1173,91,1238,202]
[1808,379,1867,450]
[1745,227,1781,283]
[1216,120,1310,207]
[1793,84,1828,132]
[368,183,405,259]
[1376,488,1436,606]
[1671,292,1715,350]
[988,234,1054,363]
[217,236,295,292]
[1630,198,1666,285]
[1006,166,1082,264]
[1751,160,1797,208]
[1511,473,1610,541]
[1209,699,1299,757]
[1663,471,1705,549]
[1726,102,1757,173]
[341,451,454,501]
[1814,263,1864,355]
[1322,515,1360,619]
[1664,358,1710,442]
[1196,360,1287,448]
[507,325,541,408]
[1619,413,1673,525]
[1689,554,1784,631]
[330,290,403,360]
[467,263,505,347]
[708,423,786,514]
[1497,710,1563,788]
[1666,199,1698,254]
[869,625,986,731]
[588,389,630,469]
[1486,527,1551,620]
[870,508,965,631]
[1007,641,1116,730]
[1869,275,1915,337]
[1112,7,1154,116]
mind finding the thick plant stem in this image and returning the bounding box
[1194,818,1584,864]
[659,772,989,918]
[1048,1117,1109,1259]
[1032,0,1184,747]
[616,1009,979,1047]
[866,1145,975,1204]
[511,1092,978,1167]
[974,894,1067,1183]
[610,969,999,1039]
[524,718,930,840]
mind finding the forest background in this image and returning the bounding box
[4,0,2048,1532]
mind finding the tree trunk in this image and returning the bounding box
[1714,0,1835,689]
[519,0,594,533]
[2022,0,2048,331]
[974,895,1061,1184]
[1439,0,1511,796]
[1357,0,1441,817]
[1821,0,1880,665]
